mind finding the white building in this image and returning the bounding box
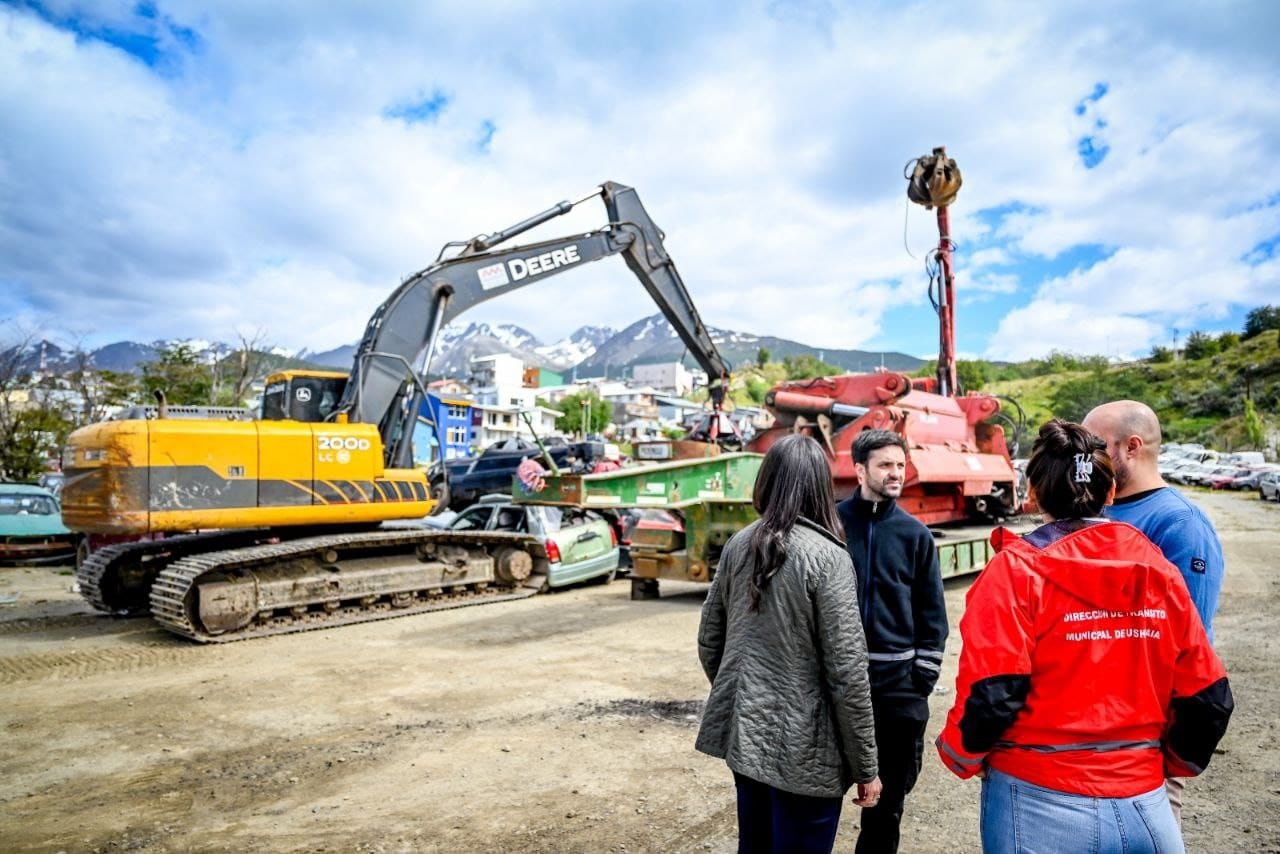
[472,403,561,448]
[465,353,565,447]
[469,353,541,410]
[631,362,695,396]
[469,353,525,390]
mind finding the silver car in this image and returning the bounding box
[1259,471,1280,503]
[448,495,620,587]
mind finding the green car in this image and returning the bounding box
[0,483,75,565]
[448,494,619,588]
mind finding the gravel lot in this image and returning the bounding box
[1,489,1276,852]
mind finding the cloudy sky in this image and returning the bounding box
[2,1,1278,362]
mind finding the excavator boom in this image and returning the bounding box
[341,181,731,468]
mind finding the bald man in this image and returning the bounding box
[1083,401,1224,641]
[1084,400,1225,828]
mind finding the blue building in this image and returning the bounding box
[413,394,477,466]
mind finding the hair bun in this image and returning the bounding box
[1026,418,1115,520]
[1038,419,1102,456]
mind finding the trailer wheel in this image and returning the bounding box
[630,578,660,600]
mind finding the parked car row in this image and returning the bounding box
[1157,443,1277,498]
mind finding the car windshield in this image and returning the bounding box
[450,506,494,531]
[0,494,59,516]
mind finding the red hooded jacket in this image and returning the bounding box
[936,520,1232,798]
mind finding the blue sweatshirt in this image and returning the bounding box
[1104,486,1224,643]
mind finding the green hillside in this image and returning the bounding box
[986,330,1279,450]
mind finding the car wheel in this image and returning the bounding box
[429,480,451,515]
[593,566,615,586]
[75,536,92,572]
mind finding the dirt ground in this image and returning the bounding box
[1,489,1277,853]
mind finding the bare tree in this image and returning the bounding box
[0,325,37,467]
[64,336,104,425]
[0,324,72,480]
[229,327,270,406]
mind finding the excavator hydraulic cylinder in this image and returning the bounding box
[767,390,870,420]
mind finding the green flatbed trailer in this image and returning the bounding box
[515,453,1002,599]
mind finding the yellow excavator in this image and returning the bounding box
[62,181,735,642]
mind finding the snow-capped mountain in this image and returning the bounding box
[0,338,239,375]
[575,314,924,377]
[534,325,616,369]
[296,344,355,369]
[5,318,924,383]
[428,322,545,377]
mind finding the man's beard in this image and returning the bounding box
[1112,457,1131,493]
[869,479,902,499]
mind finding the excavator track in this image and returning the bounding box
[148,529,547,643]
[77,530,274,616]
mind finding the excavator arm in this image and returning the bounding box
[336,181,732,468]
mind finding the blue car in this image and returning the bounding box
[0,483,74,564]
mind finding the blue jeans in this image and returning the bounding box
[733,771,843,853]
[980,768,1184,854]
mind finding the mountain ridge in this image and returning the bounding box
[3,316,924,379]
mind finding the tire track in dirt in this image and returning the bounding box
[0,641,201,684]
[0,613,151,636]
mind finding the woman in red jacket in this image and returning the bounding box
[936,420,1232,853]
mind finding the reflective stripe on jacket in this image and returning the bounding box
[935,521,1232,798]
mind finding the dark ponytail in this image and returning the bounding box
[747,434,841,611]
[1026,419,1115,520]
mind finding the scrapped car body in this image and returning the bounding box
[448,494,619,588]
[1259,471,1280,503]
[0,484,74,564]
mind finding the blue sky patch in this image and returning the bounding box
[384,90,451,124]
[973,201,1043,230]
[1077,136,1110,168]
[861,240,1119,358]
[1074,81,1109,115]
[476,120,497,153]
[1243,233,1279,264]
[21,1,201,74]
[1073,83,1111,167]
[1244,191,1280,212]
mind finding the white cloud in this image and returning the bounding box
[988,300,1165,361]
[1,1,1277,362]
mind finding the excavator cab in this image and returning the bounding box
[261,370,349,423]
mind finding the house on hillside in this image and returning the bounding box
[472,403,561,448]
[428,378,470,396]
[413,394,477,466]
[631,361,695,396]
[522,366,564,388]
[654,394,704,425]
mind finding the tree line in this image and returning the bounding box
[0,330,272,481]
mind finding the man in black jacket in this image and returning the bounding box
[836,430,948,854]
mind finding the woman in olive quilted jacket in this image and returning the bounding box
[697,433,881,853]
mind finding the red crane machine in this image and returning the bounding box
[746,148,1022,525]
